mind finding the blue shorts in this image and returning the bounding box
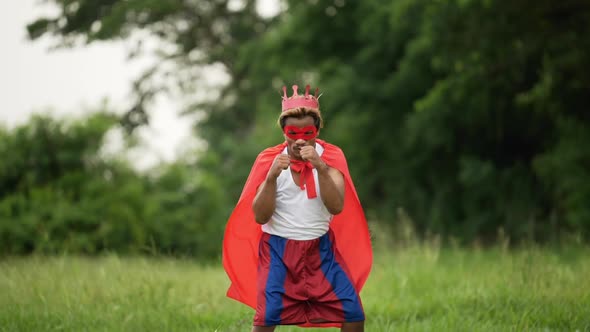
[253,229,365,326]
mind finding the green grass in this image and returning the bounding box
[1,245,590,331]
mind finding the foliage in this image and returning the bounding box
[22,0,590,246]
[27,0,273,133]
[256,0,590,243]
[0,113,224,258]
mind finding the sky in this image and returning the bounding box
[0,0,280,170]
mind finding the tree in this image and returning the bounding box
[26,0,590,244]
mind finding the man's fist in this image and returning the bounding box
[267,154,290,180]
[300,146,326,170]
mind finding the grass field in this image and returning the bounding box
[1,244,590,331]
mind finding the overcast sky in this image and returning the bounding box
[0,1,193,170]
[0,1,279,170]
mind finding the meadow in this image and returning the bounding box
[1,243,590,331]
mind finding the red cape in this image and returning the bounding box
[222,139,372,327]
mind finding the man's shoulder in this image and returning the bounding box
[317,139,344,155]
[258,143,286,156]
[254,143,287,164]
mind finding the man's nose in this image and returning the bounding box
[295,138,307,145]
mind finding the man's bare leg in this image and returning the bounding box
[341,321,364,332]
[252,326,275,332]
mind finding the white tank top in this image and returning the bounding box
[261,144,333,240]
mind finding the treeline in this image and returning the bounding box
[2,0,588,256]
[0,113,227,258]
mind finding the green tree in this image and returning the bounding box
[26,0,590,245]
[0,111,147,254]
[0,112,230,258]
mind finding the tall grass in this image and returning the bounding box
[1,243,590,331]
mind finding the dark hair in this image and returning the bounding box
[278,107,323,130]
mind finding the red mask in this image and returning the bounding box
[283,125,318,140]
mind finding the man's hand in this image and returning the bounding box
[267,154,290,180]
[300,146,328,171]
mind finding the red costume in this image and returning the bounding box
[222,139,372,327]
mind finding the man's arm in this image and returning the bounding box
[300,146,345,215]
[316,163,345,215]
[252,178,277,224]
[252,154,289,224]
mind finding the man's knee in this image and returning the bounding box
[252,325,276,332]
[341,320,364,332]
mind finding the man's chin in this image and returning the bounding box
[290,151,303,160]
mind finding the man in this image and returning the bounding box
[223,85,372,332]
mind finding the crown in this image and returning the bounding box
[281,85,320,112]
